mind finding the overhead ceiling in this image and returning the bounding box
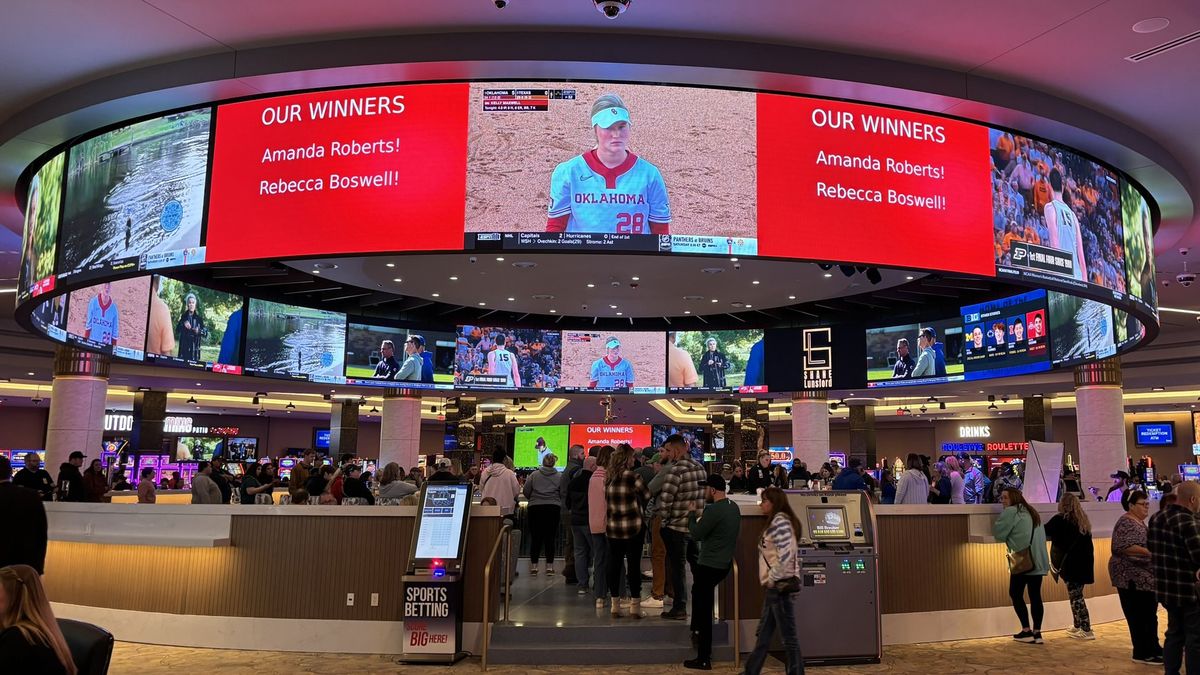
[1,0,1199,401]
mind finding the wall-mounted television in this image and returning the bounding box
[1135,422,1175,447]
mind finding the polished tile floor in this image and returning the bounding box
[112,612,1163,674]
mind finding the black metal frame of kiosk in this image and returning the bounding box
[398,481,472,665]
[780,490,882,665]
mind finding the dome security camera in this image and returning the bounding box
[494,0,508,7]
[594,0,631,19]
[1178,272,1196,287]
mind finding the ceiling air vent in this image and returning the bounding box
[1126,30,1200,63]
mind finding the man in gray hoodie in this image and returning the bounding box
[561,444,585,584]
[523,453,564,576]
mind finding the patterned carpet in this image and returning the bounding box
[110,612,1163,674]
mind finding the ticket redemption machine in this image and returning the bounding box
[784,490,881,665]
[399,481,472,664]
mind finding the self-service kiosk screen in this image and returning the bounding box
[413,483,472,562]
[807,505,849,540]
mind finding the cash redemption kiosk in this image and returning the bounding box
[398,481,473,664]
[785,490,882,665]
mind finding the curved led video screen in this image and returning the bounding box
[16,80,1158,318]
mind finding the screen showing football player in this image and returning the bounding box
[486,334,522,388]
[546,93,671,235]
[84,282,119,346]
[372,339,401,380]
[588,336,636,392]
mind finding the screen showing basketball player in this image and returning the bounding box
[453,325,562,391]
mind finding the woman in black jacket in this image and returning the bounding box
[745,451,775,494]
[1045,492,1095,639]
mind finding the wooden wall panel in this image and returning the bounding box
[876,515,1116,614]
[44,513,502,623]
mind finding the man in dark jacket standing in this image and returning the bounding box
[566,456,596,595]
[56,451,86,502]
[684,474,741,670]
[0,456,48,574]
[832,458,868,492]
[13,452,54,501]
[561,444,585,585]
[209,457,234,504]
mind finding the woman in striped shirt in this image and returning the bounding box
[744,487,805,675]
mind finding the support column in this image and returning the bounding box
[1075,358,1126,498]
[330,399,360,458]
[131,390,167,454]
[847,398,878,468]
[380,389,422,471]
[46,347,110,470]
[790,391,829,473]
[1023,396,1053,444]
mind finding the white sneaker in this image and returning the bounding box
[641,596,665,609]
[1077,630,1095,640]
[1065,627,1082,638]
[547,565,556,576]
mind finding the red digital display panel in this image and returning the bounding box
[756,95,994,276]
[569,424,652,449]
[205,83,469,261]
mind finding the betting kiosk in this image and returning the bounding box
[785,490,882,665]
[399,481,473,664]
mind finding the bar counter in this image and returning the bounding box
[44,500,1127,653]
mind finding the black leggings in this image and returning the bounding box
[527,504,560,564]
[1009,574,1044,630]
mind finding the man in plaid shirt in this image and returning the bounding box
[1149,481,1200,674]
[658,434,706,620]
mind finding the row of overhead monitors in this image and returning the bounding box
[18,82,1157,318]
[27,277,1143,392]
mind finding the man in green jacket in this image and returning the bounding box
[684,473,741,670]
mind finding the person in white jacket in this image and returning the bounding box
[480,449,521,516]
[894,453,931,505]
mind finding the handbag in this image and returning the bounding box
[1007,523,1036,575]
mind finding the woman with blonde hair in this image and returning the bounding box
[1045,491,1096,639]
[0,564,77,674]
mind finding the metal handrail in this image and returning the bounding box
[731,558,740,671]
[480,521,512,672]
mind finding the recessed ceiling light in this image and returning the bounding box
[27,372,35,376]
[684,310,691,314]
[1152,386,1165,392]
[631,276,640,281]
[711,298,719,303]
[496,257,505,261]
[788,295,797,300]
[392,278,402,283]
[1132,17,1170,33]
[386,263,395,268]
[312,270,320,274]
[752,280,760,285]
[432,293,440,297]
[195,382,202,386]
[745,304,753,308]
[616,312,623,316]
[450,276,458,281]
[478,302,486,306]
[549,309,557,313]
[507,297,515,301]
[823,273,832,278]
[587,283,595,288]
[905,275,914,280]
[730,258,739,262]
[610,304,618,309]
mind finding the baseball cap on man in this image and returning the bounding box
[436,457,453,470]
[704,473,727,492]
[69,451,86,460]
[605,337,621,349]
[591,93,631,129]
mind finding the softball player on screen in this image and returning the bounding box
[546,93,671,235]
[588,336,635,391]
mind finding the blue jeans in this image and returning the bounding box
[744,588,804,675]
[1164,604,1200,675]
[590,533,609,600]
[572,525,593,589]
